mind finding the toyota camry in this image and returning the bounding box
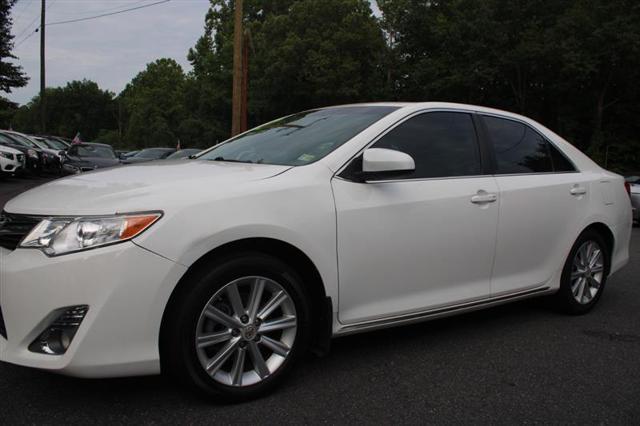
[0,103,632,400]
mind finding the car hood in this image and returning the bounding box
[0,145,21,155]
[5,160,292,215]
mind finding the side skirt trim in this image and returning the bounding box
[335,287,552,336]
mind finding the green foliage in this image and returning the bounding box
[378,0,640,172]
[0,0,28,127]
[11,80,116,139]
[121,58,187,149]
[4,0,640,172]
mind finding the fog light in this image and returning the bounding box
[29,305,88,355]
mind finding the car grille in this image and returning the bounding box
[17,154,25,165]
[0,305,6,339]
[0,211,41,251]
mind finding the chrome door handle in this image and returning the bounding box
[570,186,587,196]
[471,192,498,204]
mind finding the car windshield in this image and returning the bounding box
[32,138,51,150]
[3,132,38,148]
[43,138,68,150]
[134,148,172,159]
[198,106,399,166]
[74,145,116,159]
[0,134,19,147]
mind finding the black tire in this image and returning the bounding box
[554,229,610,315]
[161,252,311,401]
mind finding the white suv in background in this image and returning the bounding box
[0,103,632,401]
[0,144,24,176]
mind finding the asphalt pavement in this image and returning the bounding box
[0,176,638,425]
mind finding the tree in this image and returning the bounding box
[378,0,640,170]
[188,0,386,137]
[121,58,187,148]
[0,0,29,127]
[11,79,115,139]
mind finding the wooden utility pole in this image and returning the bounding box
[40,0,46,133]
[231,0,243,136]
[240,30,249,132]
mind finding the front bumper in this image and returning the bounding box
[0,158,21,173]
[0,242,187,377]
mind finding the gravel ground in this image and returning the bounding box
[0,176,638,425]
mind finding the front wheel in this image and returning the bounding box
[161,253,311,401]
[554,230,610,314]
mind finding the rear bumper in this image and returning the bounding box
[0,242,187,377]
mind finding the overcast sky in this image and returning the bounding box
[7,0,381,106]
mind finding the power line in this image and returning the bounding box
[14,28,38,48]
[12,0,36,27]
[46,0,171,27]
[13,10,40,40]
[13,0,55,46]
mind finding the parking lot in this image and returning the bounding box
[0,176,638,424]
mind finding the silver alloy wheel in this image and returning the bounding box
[195,276,297,387]
[570,240,605,304]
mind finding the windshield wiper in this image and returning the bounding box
[210,156,255,164]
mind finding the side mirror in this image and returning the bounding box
[360,148,415,181]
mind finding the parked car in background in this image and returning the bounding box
[0,103,631,401]
[0,133,39,175]
[0,131,57,175]
[165,148,202,160]
[60,142,121,175]
[0,144,24,177]
[2,131,61,171]
[36,136,70,152]
[2,130,61,174]
[122,147,175,164]
[626,176,639,226]
[120,150,139,160]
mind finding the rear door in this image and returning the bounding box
[333,111,499,324]
[479,114,589,296]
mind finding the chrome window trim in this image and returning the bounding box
[335,107,581,183]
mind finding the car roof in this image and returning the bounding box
[72,142,113,148]
[320,101,534,122]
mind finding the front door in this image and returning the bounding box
[333,111,499,325]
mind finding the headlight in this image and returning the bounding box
[20,212,162,256]
[27,149,38,159]
[0,152,12,159]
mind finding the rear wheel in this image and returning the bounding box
[555,230,610,314]
[161,253,311,401]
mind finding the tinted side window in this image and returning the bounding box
[372,112,481,179]
[483,116,553,174]
[548,143,576,172]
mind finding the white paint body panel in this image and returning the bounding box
[333,176,499,324]
[0,102,632,377]
[0,145,23,173]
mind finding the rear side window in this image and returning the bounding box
[372,112,481,179]
[483,116,575,174]
[548,143,575,172]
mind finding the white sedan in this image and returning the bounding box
[0,103,632,400]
